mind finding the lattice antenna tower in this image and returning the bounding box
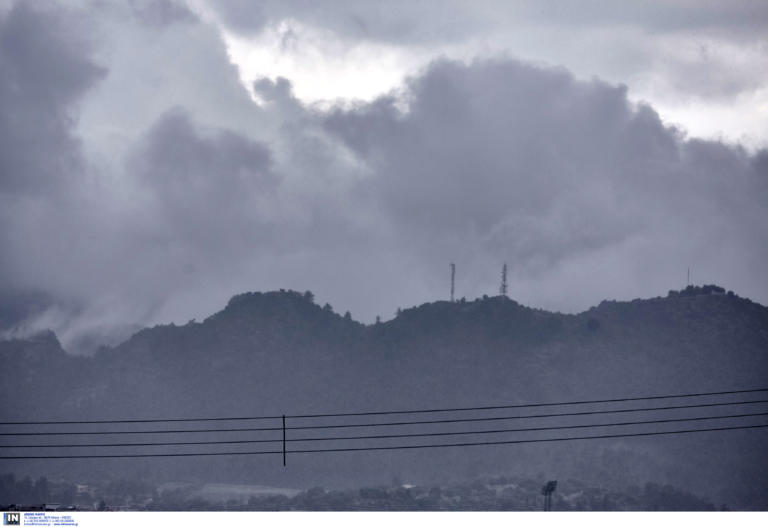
[500,263,508,297]
[450,263,456,302]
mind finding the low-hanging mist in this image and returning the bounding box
[0,2,767,351]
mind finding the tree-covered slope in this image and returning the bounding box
[1,286,766,508]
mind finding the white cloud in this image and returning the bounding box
[198,0,768,148]
[221,18,425,105]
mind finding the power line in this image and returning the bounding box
[286,387,768,419]
[2,387,766,426]
[288,423,768,456]
[1,422,765,460]
[2,398,766,437]
[285,398,768,431]
[3,411,766,449]
[0,426,282,437]
[0,414,282,426]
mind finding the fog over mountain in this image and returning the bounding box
[0,1,767,350]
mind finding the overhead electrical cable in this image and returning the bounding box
[2,410,765,449]
[1,422,766,460]
[1,387,765,426]
[1,398,766,437]
[285,387,768,419]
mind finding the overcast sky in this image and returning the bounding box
[1,0,767,351]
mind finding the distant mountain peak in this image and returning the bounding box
[0,328,64,360]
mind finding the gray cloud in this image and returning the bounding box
[253,76,295,103]
[0,2,104,194]
[129,107,277,249]
[203,0,768,105]
[207,1,768,43]
[643,39,768,101]
[0,0,766,352]
[507,0,768,36]
[323,58,768,307]
[0,1,104,296]
[325,60,662,242]
[129,0,198,28]
[205,0,480,44]
[0,2,109,346]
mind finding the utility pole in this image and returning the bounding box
[500,263,508,297]
[450,263,456,302]
[541,480,557,511]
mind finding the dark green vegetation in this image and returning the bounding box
[1,285,767,509]
[0,472,719,511]
[147,477,720,511]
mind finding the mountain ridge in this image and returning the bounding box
[1,283,766,509]
[93,283,765,358]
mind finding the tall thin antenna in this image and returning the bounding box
[687,267,690,287]
[450,263,456,302]
[500,263,508,297]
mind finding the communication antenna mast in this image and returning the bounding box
[450,263,456,302]
[500,263,508,297]
[687,267,690,287]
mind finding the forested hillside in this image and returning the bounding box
[1,285,767,509]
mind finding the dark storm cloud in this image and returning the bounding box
[324,58,768,299]
[0,288,55,331]
[1,103,285,348]
[0,1,103,281]
[0,2,109,345]
[128,107,278,251]
[324,60,658,252]
[0,0,299,350]
[1,0,766,349]
[253,76,295,103]
[132,108,276,207]
[0,2,104,194]
[753,149,768,178]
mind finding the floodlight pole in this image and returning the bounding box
[541,480,557,511]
